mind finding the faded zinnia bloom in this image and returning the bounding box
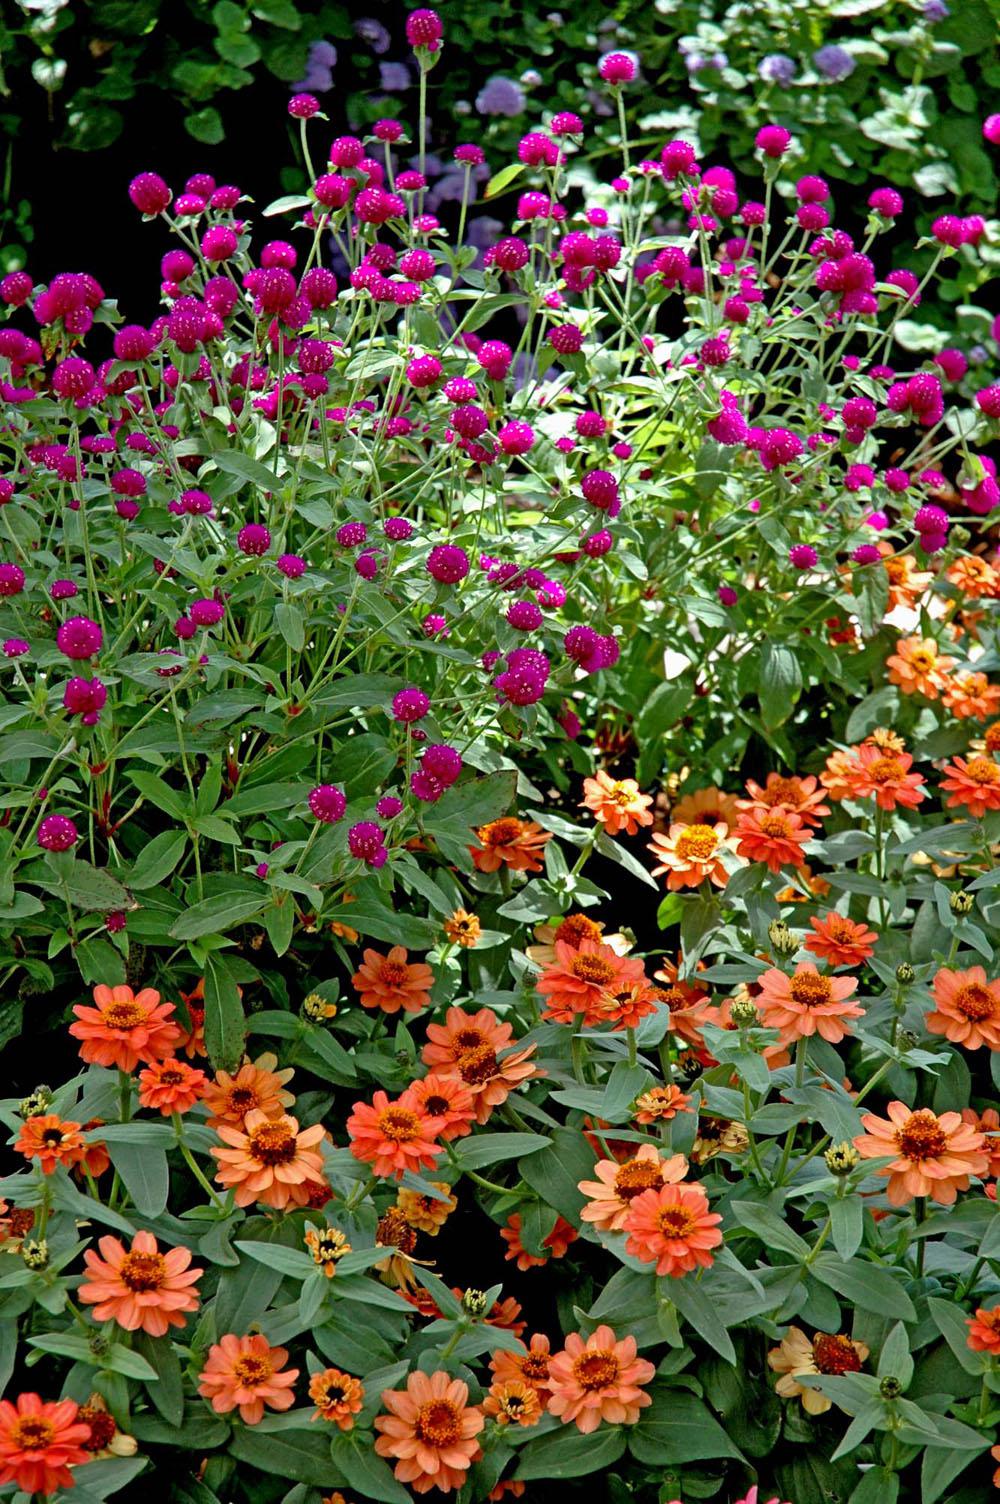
[198,1334,298,1424]
[470,816,552,873]
[768,1327,868,1414]
[925,966,1000,1051]
[854,1102,989,1205]
[755,962,863,1046]
[648,821,733,889]
[397,1182,458,1235]
[622,1181,723,1276]
[69,984,180,1071]
[202,1053,295,1128]
[351,945,434,1013]
[211,1109,326,1208]
[633,1084,694,1122]
[483,1378,542,1427]
[79,1230,202,1337]
[443,908,481,947]
[546,1325,655,1433]
[374,1369,484,1493]
[579,1145,688,1232]
[580,770,654,835]
[0,1393,91,1495]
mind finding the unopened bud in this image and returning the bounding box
[21,1238,49,1270]
[18,1086,52,1119]
[462,1288,489,1317]
[731,998,759,1028]
[768,920,798,957]
[879,1376,903,1400]
[825,1142,860,1176]
[895,963,915,985]
[950,891,974,915]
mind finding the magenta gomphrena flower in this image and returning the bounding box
[0,563,25,597]
[277,553,306,578]
[329,135,364,167]
[423,744,462,786]
[931,214,966,248]
[314,173,352,209]
[355,549,382,581]
[201,225,238,263]
[374,118,404,142]
[384,517,413,542]
[547,324,584,354]
[498,420,534,456]
[309,784,347,823]
[788,544,818,570]
[985,114,1000,145]
[406,7,443,50]
[63,676,107,726]
[551,110,584,135]
[1,271,33,307]
[348,820,387,866]
[392,687,430,723]
[336,522,368,548]
[755,125,791,158]
[487,237,530,274]
[288,93,320,118]
[914,505,949,536]
[717,585,739,607]
[113,325,156,362]
[851,544,882,566]
[576,412,607,438]
[37,815,78,852]
[3,638,29,658]
[975,385,1000,417]
[129,171,172,215]
[427,544,470,584]
[581,469,620,515]
[884,468,909,494]
[758,427,803,471]
[660,139,698,179]
[237,523,271,556]
[190,598,225,627]
[56,616,102,660]
[598,51,637,84]
[582,529,613,557]
[868,186,903,218]
[0,478,14,505]
[449,405,488,440]
[406,354,442,388]
[507,600,543,631]
[50,580,78,601]
[51,358,95,400]
[477,340,513,379]
[376,795,404,819]
[494,647,550,706]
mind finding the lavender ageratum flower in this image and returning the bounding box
[813,44,856,80]
[923,0,949,17]
[293,39,337,93]
[354,17,391,53]
[476,76,527,116]
[759,53,797,85]
[379,61,411,93]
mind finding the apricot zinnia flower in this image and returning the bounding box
[202,1053,295,1129]
[968,1306,1000,1354]
[69,984,180,1071]
[756,963,863,1046]
[397,1183,458,1236]
[352,946,434,1014]
[580,771,654,836]
[490,1333,552,1397]
[470,817,552,873]
[926,966,1000,1051]
[838,742,926,810]
[546,1325,654,1434]
[733,807,810,873]
[963,1107,1000,1177]
[648,821,733,890]
[738,773,831,829]
[886,636,954,699]
[536,939,645,1025]
[198,1334,298,1424]
[939,754,1000,818]
[347,1089,444,1180]
[483,1378,543,1428]
[309,1368,365,1429]
[579,1146,688,1232]
[671,785,740,831]
[374,1370,484,1494]
[768,1328,868,1414]
[633,1084,694,1122]
[407,1072,477,1140]
[854,1102,989,1205]
[0,1393,91,1496]
[211,1109,326,1208]
[14,1114,86,1175]
[422,1006,540,1124]
[805,913,878,969]
[79,1230,202,1337]
[622,1181,723,1276]
[138,1058,207,1115]
[943,671,1000,721]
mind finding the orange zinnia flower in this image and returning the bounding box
[968,1306,1000,1354]
[768,1328,869,1415]
[805,913,878,969]
[69,984,180,1072]
[579,1146,688,1232]
[500,1213,578,1270]
[308,1368,365,1429]
[939,754,1000,818]
[525,911,630,968]
[546,1325,655,1434]
[374,1369,484,1494]
[397,1182,458,1236]
[648,820,733,890]
[79,1230,202,1337]
[838,742,927,810]
[885,636,954,699]
[202,1053,295,1129]
[198,1334,298,1425]
[733,807,810,873]
[963,1108,1000,1177]
[671,785,740,831]
[738,773,831,830]
[421,1007,540,1124]
[483,1379,543,1428]
[138,1058,207,1115]
[536,939,646,1025]
[854,1102,989,1205]
[926,966,1000,1051]
[346,1089,444,1180]
[943,671,1000,721]
[880,546,934,610]
[211,1109,326,1209]
[946,554,997,599]
[632,1084,694,1123]
[0,1393,91,1496]
[580,771,654,836]
[407,1073,477,1140]
[756,963,863,1046]
[14,1114,86,1176]
[622,1181,723,1276]
[490,1333,553,1397]
[470,817,552,874]
[351,946,434,1014]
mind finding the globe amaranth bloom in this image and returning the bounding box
[63,677,107,726]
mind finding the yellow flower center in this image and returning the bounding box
[675,825,720,861]
[119,1250,167,1292]
[656,1206,696,1237]
[248,1122,297,1164]
[415,1399,462,1447]
[479,818,523,847]
[569,954,617,985]
[966,756,1000,785]
[572,1351,620,1391]
[376,1107,422,1143]
[954,983,996,1022]
[789,973,834,1007]
[102,1001,146,1030]
[614,1158,664,1200]
[232,1354,273,1386]
[895,1110,947,1161]
[11,1417,56,1450]
[869,756,905,784]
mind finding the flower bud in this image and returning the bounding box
[825,1142,860,1176]
[462,1288,489,1317]
[768,920,798,957]
[879,1376,903,1400]
[18,1086,52,1119]
[895,963,915,984]
[950,890,974,915]
[731,998,759,1028]
[21,1238,49,1270]
[302,991,337,1022]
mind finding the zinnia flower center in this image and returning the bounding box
[812,1334,862,1375]
[78,1408,117,1451]
[377,1208,417,1253]
[895,1110,947,1161]
[520,1354,549,1383]
[379,961,410,987]
[158,1067,186,1085]
[41,1127,67,1146]
[11,1416,56,1449]
[675,825,719,860]
[454,1028,486,1050]
[119,1250,167,1292]
[954,983,996,1022]
[376,1107,422,1142]
[966,756,1000,784]
[228,1086,259,1112]
[554,913,603,946]
[415,1399,462,1447]
[615,1158,664,1199]
[758,812,791,838]
[318,1380,347,1405]
[422,1094,451,1116]
[657,1207,696,1237]
[909,650,936,673]
[102,1001,146,1029]
[572,1351,620,1390]
[480,818,522,847]
[569,954,617,984]
[869,756,905,784]
[248,1122,297,1163]
[609,782,636,807]
[824,917,854,942]
[456,1042,499,1084]
[232,1354,273,1385]
[789,973,834,1007]
[762,778,802,806]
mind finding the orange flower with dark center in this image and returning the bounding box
[648,820,734,890]
[347,1089,443,1180]
[491,1334,552,1396]
[756,962,862,1045]
[671,785,740,831]
[352,946,434,1014]
[421,1006,539,1123]
[580,771,654,836]
[308,1368,365,1429]
[407,1072,476,1140]
[212,1109,325,1209]
[138,1058,207,1115]
[537,939,646,1025]
[833,741,927,811]
[967,1307,1000,1354]
[198,1334,298,1425]
[443,909,481,947]
[483,1379,543,1428]
[738,773,830,829]
[79,1230,202,1337]
[939,754,1000,818]
[622,1181,723,1276]
[805,912,878,968]
[926,966,1000,1050]
[397,1182,457,1235]
[69,984,180,1072]
[471,817,552,873]
[546,1325,654,1434]
[733,806,811,873]
[579,1145,687,1232]
[854,1101,988,1205]
[633,1084,694,1122]
[202,1053,295,1129]
[0,1394,91,1495]
[14,1115,87,1176]
[374,1370,484,1494]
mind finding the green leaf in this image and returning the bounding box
[519,1127,595,1225]
[668,1278,736,1364]
[274,601,305,651]
[830,1195,864,1260]
[921,1443,985,1503]
[759,643,802,728]
[329,1435,410,1503]
[169,890,268,940]
[203,952,246,1071]
[212,449,280,491]
[729,1200,811,1259]
[927,1296,986,1375]
[877,1321,914,1389]
[229,1428,342,1486]
[811,1253,915,1322]
[106,1140,169,1218]
[454,1131,550,1169]
[134,1330,184,1427]
[35,855,131,914]
[517,1422,626,1480]
[629,1386,745,1465]
[428,771,518,840]
[233,1242,316,1279]
[129,831,187,890]
[485,161,526,199]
